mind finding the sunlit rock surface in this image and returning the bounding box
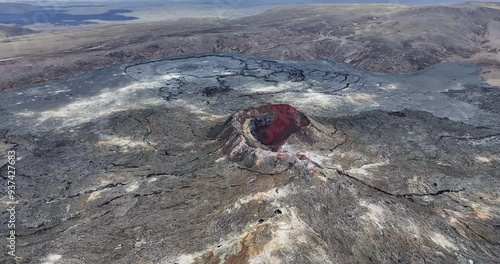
[0,54,499,263]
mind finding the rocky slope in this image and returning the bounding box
[0,25,35,38]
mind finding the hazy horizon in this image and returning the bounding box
[1,0,500,6]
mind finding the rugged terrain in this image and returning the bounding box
[1,2,500,264]
[0,54,499,263]
[0,3,500,91]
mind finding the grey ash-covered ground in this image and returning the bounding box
[0,54,498,263]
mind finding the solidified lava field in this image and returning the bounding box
[0,54,499,263]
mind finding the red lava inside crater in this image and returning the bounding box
[250,104,310,151]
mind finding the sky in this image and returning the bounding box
[2,0,499,4]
